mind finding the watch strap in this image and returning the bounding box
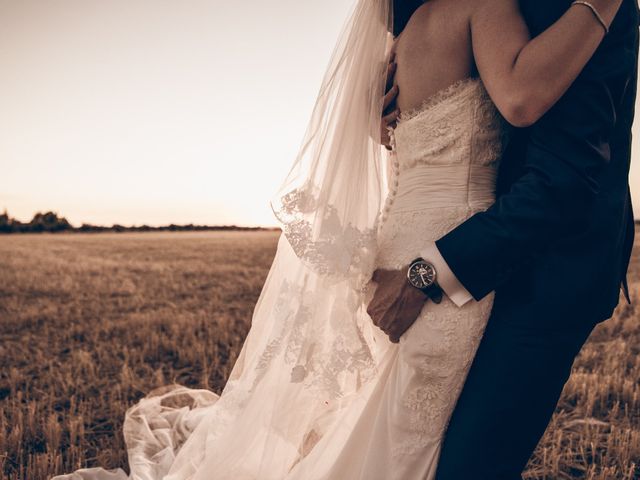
[408,257,443,304]
[422,283,443,304]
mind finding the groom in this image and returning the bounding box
[370,0,639,478]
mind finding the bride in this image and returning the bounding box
[54,0,622,479]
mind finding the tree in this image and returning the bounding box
[0,209,11,233]
[28,211,72,232]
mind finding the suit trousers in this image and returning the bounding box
[434,302,599,480]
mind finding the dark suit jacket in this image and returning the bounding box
[436,0,639,325]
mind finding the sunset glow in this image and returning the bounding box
[1,0,638,227]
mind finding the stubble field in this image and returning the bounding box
[0,230,639,480]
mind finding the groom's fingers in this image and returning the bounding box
[382,109,400,126]
[388,322,409,343]
[382,85,399,113]
[386,298,426,343]
[371,268,382,283]
[381,112,398,149]
[380,297,407,335]
[385,61,397,93]
[387,322,406,343]
[371,268,394,283]
[382,85,400,114]
[386,314,410,343]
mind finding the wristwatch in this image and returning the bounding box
[406,257,444,304]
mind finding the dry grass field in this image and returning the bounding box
[0,229,639,480]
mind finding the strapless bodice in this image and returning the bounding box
[379,78,505,223]
[392,77,504,172]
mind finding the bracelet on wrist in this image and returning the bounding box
[572,1,610,35]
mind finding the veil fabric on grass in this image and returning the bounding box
[53,0,394,478]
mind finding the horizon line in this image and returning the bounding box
[3,208,640,230]
[1,209,280,230]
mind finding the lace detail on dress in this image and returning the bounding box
[392,77,504,172]
[398,77,481,124]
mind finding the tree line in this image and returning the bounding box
[0,211,278,234]
[2,210,637,235]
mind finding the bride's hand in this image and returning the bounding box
[366,266,427,343]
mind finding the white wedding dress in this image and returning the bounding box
[285,77,502,480]
[53,77,504,480]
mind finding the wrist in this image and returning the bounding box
[589,0,623,20]
[572,0,620,32]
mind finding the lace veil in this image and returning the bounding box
[52,1,396,478]
[271,0,393,287]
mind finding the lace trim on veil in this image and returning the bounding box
[276,185,379,287]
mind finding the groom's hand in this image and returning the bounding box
[366,267,428,343]
[380,51,400,150]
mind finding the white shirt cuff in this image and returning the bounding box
[419,242,474,307]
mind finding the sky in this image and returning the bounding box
[1,0,639,228]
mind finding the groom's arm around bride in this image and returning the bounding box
[431,1,639,478]
[435,0,638,319]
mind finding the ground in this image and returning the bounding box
[0,230,638,479]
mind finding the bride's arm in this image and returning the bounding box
[471,0,623,127]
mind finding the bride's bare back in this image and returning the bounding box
[394,1,475,114]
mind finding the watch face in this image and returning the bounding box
[407,261,436,289]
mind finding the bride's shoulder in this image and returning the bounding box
[401,0,476,34]
[468,0,520,17]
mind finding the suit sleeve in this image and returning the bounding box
[420,242,474,307]
[434,8,638,301]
